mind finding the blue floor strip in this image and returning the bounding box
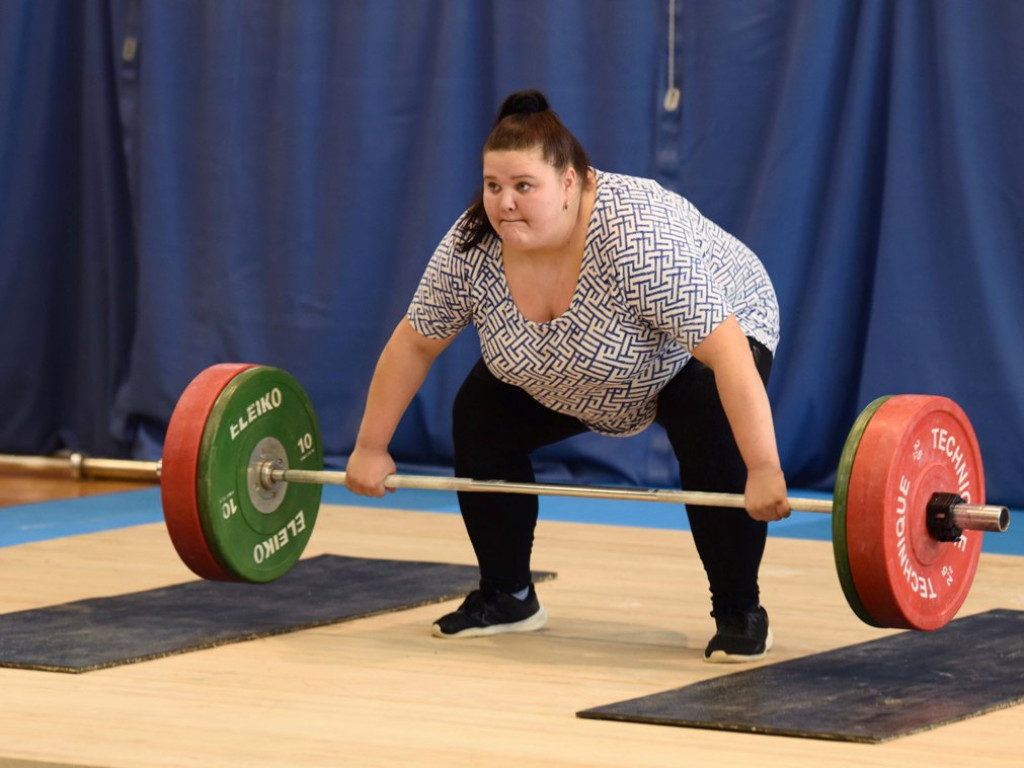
[1,488,164,548]
[2,485,1022,556]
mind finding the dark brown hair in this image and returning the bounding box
[459,90,591,251]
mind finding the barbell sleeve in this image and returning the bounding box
[0,453,161,482]
[950,501,1011,534]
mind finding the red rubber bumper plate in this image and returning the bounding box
[845,395,985,630]
[162,363,257,580]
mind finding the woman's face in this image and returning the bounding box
[482,147,576,252]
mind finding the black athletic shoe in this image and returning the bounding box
[432,585,548,639]
[703,605,773,663]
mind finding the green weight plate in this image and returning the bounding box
[832,396,891,627]
[196,366,323,583]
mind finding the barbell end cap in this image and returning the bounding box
[992,505,1011,533]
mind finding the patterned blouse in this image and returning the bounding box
[407,171,780,436]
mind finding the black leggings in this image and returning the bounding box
[451,339,774,613]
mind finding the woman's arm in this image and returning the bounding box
[345,318,455,497]
[691,315,790,522]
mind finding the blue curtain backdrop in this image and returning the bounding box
[2,0,1023,506]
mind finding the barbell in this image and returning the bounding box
[0,363,1012,632]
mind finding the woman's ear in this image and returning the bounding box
[562,165,578,194]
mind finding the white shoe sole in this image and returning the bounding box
[703,627,774,664]
[432,605,548,639]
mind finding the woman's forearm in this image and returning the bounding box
[692,316,789,520]
[713,348,781,474]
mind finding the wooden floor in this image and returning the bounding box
[1,476,1022,767]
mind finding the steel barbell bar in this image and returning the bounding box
[0,450,1008,535]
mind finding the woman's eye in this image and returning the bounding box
[517,182,532,192]
[487,183,500,193]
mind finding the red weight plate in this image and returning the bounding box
[162,363,258,580]
[845,395,985,630]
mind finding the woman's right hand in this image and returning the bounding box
[344,444,398,498]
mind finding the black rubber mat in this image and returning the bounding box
[578,609,1024,742]
[0,554,554,673]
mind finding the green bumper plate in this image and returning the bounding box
[197,366,323,583]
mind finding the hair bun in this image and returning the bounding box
[496,90,550,122]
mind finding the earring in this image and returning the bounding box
[563,201,568,211]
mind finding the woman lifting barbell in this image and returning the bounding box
[344,89,789,663]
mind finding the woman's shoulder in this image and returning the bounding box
[595,169,655,193]
[593,170,686,212]
[589,172,707,275]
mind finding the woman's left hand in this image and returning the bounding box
[744,465,791,522]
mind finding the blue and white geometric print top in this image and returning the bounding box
[407,171,780,436]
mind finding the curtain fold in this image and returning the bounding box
[0,0,135,456]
